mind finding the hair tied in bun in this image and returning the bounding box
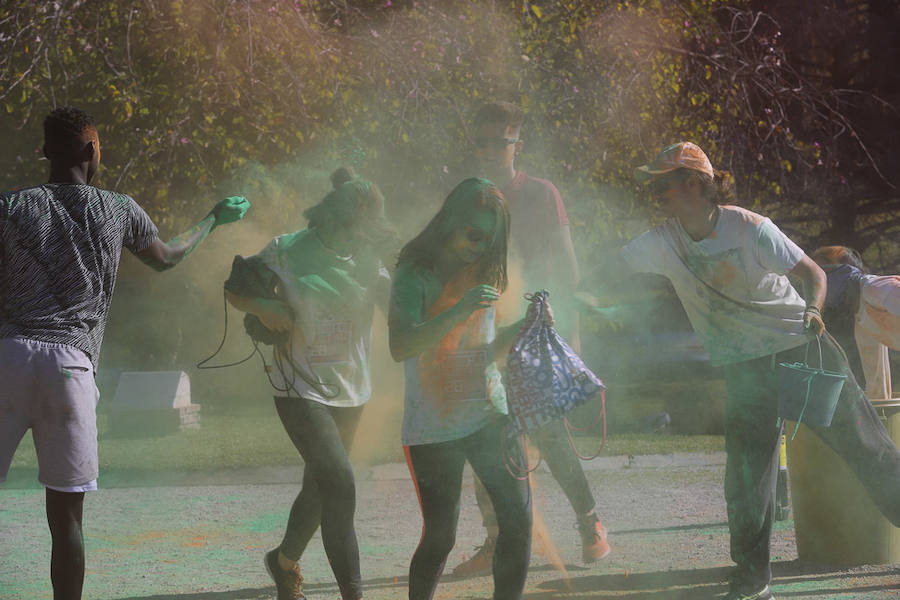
[330,166,356,189]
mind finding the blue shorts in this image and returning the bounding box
[0,337,99,492]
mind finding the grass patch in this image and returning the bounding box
[573,433,724,457]
[8,413,724,473]
[10,413,300,473]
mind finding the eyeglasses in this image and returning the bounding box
[474,136,518,150]
[464,225,490,244]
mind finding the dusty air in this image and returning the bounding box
[1,3,899,600]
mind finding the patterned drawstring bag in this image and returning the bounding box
[503,290,607,478]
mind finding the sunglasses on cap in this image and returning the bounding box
[474,136,518,150]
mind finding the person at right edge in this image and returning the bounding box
[452,101,610,577]
[809,245,899,402]
[591,141,900,600]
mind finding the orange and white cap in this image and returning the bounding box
[634,142,714,182]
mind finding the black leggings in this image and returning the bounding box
[274,396,363,600]
[405,419,532,600]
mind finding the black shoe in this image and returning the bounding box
[264,548,305,600]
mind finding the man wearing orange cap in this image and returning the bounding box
[594,142,900,600]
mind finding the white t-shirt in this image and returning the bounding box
[621,205,811,366]
[855,274,900,400]
[390,264,507,446]
[257,229,389,407]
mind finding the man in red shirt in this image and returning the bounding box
[452,102,610,576]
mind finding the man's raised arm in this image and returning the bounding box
[135,196,249,271]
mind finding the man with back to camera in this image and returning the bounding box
[0,106,249,599]
[452,101,611,577]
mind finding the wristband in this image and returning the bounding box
[804,305,821,315]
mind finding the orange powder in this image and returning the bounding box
[711,259,737,288]
[418,265,491,416]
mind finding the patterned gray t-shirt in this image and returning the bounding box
[0,184,158,367]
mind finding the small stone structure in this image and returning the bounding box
[108,371,200,435]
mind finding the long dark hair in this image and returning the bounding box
[397,177,509,291]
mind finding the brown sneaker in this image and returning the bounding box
[264,548,305,600]
[577,513,611,563]
[451,535,496,577]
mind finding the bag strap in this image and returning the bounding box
[789,332,848,373]
[563,388,607,460]
[662,231,826,362]
[272,343,341,399]
[511,290,547,353]
[196,289,261,370]
[661,230,762,313]
[199,283,340,399]
[501,429,540,480]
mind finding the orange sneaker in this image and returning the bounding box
[451,535,496,577]
[577,513,611,563]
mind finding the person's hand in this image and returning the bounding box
[210,196,250,227]
[256,299,293,332]
[455,285,500,315]
[573,292,623,332]
[803,306,825,336]
[593,306,626,333]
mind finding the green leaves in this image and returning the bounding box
[0,0,896,271]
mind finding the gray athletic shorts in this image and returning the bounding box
[0,337,99,492]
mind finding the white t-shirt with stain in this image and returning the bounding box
[621,205,812,366]
[256,229,389,407]
[855,274,900,400]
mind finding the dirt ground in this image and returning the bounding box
[2,454,898,599]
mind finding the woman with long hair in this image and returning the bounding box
[227,167,393,600]
[388,177,534,600]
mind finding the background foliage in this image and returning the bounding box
[1,0,898,389]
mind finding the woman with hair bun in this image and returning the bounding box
[227,167,394,600]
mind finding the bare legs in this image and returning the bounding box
[45,489,85,600]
